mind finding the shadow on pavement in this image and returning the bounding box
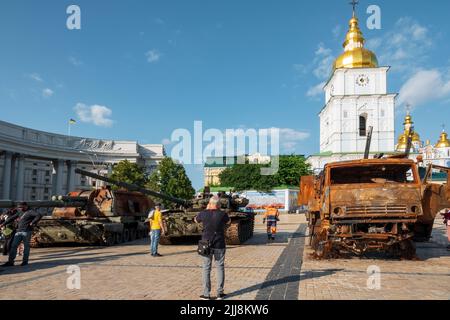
[226,269,343,299]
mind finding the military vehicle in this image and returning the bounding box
[0,187,152,247]
[299,127,450,259]
[76,170,256,245]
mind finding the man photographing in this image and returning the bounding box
[195,196,230,300]
[0,202,42,267]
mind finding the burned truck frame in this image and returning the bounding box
[299,129,450,259]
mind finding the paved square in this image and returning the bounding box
[0,215,449,300]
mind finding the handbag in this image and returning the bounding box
[197,232,216,257]
[2,226,14,237]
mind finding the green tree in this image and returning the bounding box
[219,164,278,192]
[274,155,312,187]
[109,160,148,188]
[218,155,311,191]
[147,157,195,208]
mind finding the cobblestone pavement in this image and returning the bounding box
[0,215,449,300]
[299,218,450,300]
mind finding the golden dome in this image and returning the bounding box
[435,130,450,148]
[396,114,421,151]
[333,16,379,72]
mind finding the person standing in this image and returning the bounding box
[195,196,230,300]
[149,204,164,257]
[1,209,17,256]
[263,205,280,243]
[0,202,42,267]
[443,209,450,251]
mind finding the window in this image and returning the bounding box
[359,114,367,136]
[380,109,385,117]
[343,111,348,118]
[32,169,37,175]
[45,171,50,176]
[330,164,417,185]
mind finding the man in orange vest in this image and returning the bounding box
[263,205,280,243]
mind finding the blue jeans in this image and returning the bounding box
[202,248,226,297]
[9,232,32,264]
[150,229,161,255]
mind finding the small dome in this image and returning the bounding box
[396,114,422,151]
[333,16,379,72]
[435,131,450,148]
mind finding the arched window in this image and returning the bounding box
[359,114,367,136]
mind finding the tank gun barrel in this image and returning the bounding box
[74,168,190,207]
[0,200,87,209]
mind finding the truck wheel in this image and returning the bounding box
[103,233,115,246]
[130,229,137,242]
[115,232,124,244]
[123,229,130,242]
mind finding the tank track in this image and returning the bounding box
[225,218,254,245]
[159,236,173,245]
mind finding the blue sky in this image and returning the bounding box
[1,0,450,189]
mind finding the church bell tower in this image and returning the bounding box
[319,3,396,154]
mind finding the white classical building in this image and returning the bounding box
[0,120,165,201]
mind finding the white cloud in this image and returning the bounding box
[366,17,433,74]
[295,43,334,98]
[307,82,326,97]
[42,88,54,98]
[312,43,335,80]
[146,50,162,63]
[398,69,450,108]
[29,73,43,82]
[69,56,83,66]
[74,103,114,127]
[332,25,342,38]
[277,128,310,152]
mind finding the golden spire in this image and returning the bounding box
[333,2,379,72]
[435,125,450,148]
[396,113,421,151]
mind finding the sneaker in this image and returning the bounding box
[20,262,28,266]
[155,253,163,257]
[216,293,227,300]
[1,262,14,267]
[199,295,211,300]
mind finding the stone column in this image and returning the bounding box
[15,154,26,201]
[2,152,13,199]
[52,159,65,196]
[67,160,77,192]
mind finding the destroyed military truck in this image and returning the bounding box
[0,181,153,248]
[76,170,256,245]
[299,128,450,259]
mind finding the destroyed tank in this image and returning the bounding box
[299,127,450,259]
[0,179,153,248]
[160,189,255,245]
[75,170,256,245]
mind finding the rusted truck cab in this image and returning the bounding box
[300,159,425,258]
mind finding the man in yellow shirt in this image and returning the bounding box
[149,204,164,257]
